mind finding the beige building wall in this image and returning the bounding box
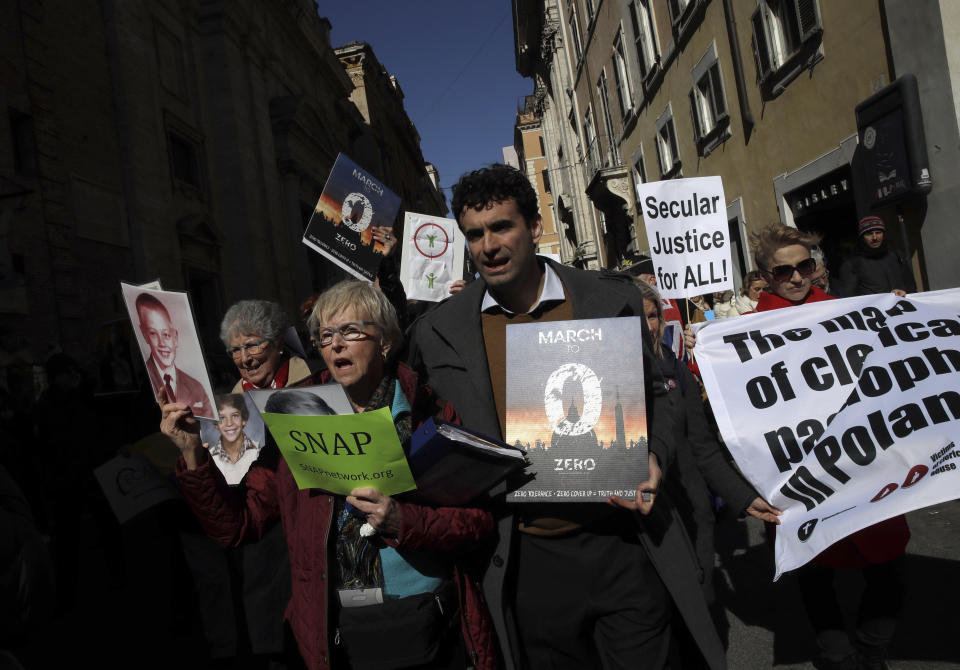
[516,111,561,256]
[621,0,888,255]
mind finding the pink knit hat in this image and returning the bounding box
[858,216,885,236]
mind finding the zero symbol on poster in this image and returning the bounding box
[414,223,450,259]
[544,363,603,436]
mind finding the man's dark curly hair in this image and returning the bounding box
[450,163,539,227]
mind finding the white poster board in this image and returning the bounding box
[692,289,960,578]
[400,212,464,302]
[95,451,182,524]
[635,176,733,299]
[120,282,218,420]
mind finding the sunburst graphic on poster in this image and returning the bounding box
[341,192,374,233]
[505,317,648,502]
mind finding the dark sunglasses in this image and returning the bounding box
[762,257,816,282]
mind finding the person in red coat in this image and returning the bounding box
[686,224,909,670]
[754,224,908,670]
[162,280,500,670]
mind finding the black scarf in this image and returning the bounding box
[334,371,411,590]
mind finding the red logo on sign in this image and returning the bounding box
[413,223,450,259]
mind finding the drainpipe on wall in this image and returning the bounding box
[722,0,755,143]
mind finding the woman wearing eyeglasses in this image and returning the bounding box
[164,281,499,670]
[751,224,908,670]
[220,300,317,392]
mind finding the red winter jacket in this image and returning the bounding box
[757,285,910,567]
[176,363,501,670]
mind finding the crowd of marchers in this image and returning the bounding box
[3,163,921,670]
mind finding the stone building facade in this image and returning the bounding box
[514,0,960,291]
[0,0,444,396]
[513,95,562,258]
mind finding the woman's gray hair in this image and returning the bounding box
[307,280,402,350]
[219,300,288,347]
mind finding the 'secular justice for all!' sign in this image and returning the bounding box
[505,317,649,502]
[635,175,734,300]
[692,289,960,579]
[303,153,402,282]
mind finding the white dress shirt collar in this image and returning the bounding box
[480,261,565,315]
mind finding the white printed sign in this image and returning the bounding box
[636,176,733,299]
[95,451,182,524]
[400,212,464,302]
[693,289,960,578]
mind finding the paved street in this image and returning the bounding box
[10,494,958,668]
[717,499,960,669]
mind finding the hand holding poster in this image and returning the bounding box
[400,212,464,301]
[303,153,402,282]
[505,317,649,502]
[693,289,960,578]
[635,176,733,299]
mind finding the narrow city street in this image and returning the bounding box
[718,500,960,669]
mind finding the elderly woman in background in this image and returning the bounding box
[732,270,767,314]
[220,300,316,392]
[175,300,309,666]
[163,280,499,670]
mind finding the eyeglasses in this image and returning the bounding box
[314,322,376,348]
[762,257,817,283]
[226,338,272,359]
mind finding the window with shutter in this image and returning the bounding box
[751,0,823,93]
[612,30,633,118]
[689,90,702,142]
[629,0,660,80]
[795,0,822,42]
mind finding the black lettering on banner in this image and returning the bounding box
[841,425,876,466]
[351,431,371,455]
[332,433,355,455]
[747,376,777,409]
[780,466,834,511]
[306,433,329,455]
[813,435,851,484]
[290,431,308,452]
[801,357,832,391]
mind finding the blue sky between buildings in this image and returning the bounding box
[322,2,531,209]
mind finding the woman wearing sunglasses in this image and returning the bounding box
[752,224,908,670]
[751,224,829,309]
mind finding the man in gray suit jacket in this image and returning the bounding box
[407,164,725,670]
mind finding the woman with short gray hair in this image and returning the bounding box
[219,299,315,391]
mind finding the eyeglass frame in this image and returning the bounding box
[761,257,817,283]
[226,337,273,359]
[312,321,378,348]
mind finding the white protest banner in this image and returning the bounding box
[693,289,960,579]
[400,212,464,302]
[636,176,733,299]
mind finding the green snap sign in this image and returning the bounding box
[261,407,416,496]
